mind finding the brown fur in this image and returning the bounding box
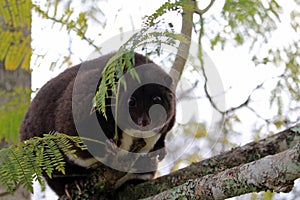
[20,53,175,195]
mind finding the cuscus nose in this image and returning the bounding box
[137,114,151,127]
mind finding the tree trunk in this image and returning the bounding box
[0,0,32,198]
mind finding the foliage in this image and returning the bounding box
[0,0,32,70]
[0,88,31,143]
[197,0,300,135]
[143,0,182,27]
[31,0,106,68]
[0,132,86,193]
[32,3,95,49]
[208,0,281,50]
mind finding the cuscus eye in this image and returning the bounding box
[152,96,162,104]
[128,97,136,107]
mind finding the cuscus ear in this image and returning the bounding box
[134,63,174,88]
[164,75,173,87]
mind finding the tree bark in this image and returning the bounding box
[0,0,32,199]
[170,0,194,88]
[117,124,300,199]
[145,143,300,200]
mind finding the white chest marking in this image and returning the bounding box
[67,155,98,168]
[119,132,134,151]
[139,134,161,153]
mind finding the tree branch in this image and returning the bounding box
[170,0,217,88]
[117,124,300,199]
[59,118,300,200]
[194,0,216,15]
[147,143,300,200]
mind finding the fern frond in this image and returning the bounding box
[0,149,17,192]
[0,132,87,193]
[43,138,65,176]
[8,147,33,192]
[23,144,44,189]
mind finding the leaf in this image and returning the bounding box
[0,0,32,71]
[0,132,87,193]
[193,123,207,139]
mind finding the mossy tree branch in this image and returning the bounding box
[119,124,300,199]
[60,124,300,199]
[147,143,300,200]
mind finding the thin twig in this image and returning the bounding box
[194,0,216,15]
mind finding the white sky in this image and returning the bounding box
[31,0,291,107]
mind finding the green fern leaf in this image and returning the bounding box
[0,132,87,193]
